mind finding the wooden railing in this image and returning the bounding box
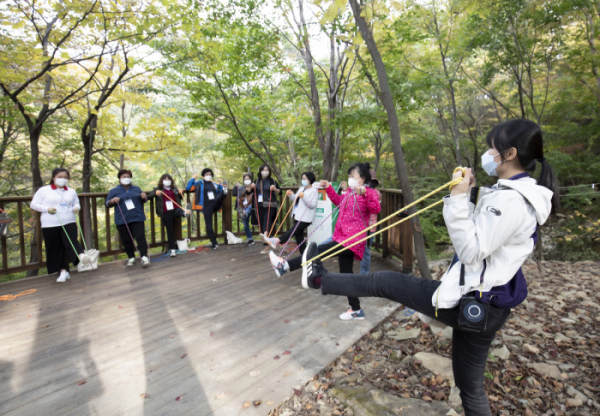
[0,188,412,277]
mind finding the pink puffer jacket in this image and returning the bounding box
[327,186,381,261]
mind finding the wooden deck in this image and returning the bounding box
[0,244,397,416]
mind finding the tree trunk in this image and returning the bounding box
[26,127,44,277]
[81,114,96,249]
[349,0,432,279]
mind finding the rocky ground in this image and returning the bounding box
[268,259,600,416]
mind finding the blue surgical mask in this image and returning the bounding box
[481,149,506,177]
[301,179,309,187]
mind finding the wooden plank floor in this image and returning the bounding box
[0,244,397,416]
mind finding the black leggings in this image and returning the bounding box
[42,223,83,274]
[257,205,277,241]
[116,221,148,258]
[162,210,177,250]
[319,270,511,416]
[202,195,227,246]
[288,241,360,311]
[277,220,311,255]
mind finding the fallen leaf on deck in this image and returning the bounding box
[181,354,187,359]
[284,372,290,377]
[175,395,184,401]
[43,325,50,328]
[212,279,217,282]
[118,306,123,309]
[322,323,327,327]
[210,332,215,336]
[242,401,251,408]
[273,355,280,360]
[282,351,291,355]
[26,314,32,318]
[140,393,150,399]
[284,319,290,323]
[215,393,226,399]
[170,335,175,339]
[249,370,260,377]
[78,380,87,385]
[294,388,302,396]
[253,400,261,406]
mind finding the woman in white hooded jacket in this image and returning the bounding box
[261,172,318,256]
[296,119,558,416]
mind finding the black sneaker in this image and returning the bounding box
[211,244,219,250]
[301,242,321,289]
[304,258,326,289]
[246,239,255,246]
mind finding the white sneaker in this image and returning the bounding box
[142,256,150,267]
[127,258,136,267]
[260,233,278,249]
[269,251,289,277]
[65,271,71,280]
[170,250,177,257]
[79,253,90,264]
[56,271,69,283]
[339,308,366,321]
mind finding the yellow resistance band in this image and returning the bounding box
[301,167,467,267]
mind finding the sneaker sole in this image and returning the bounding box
[301,246,311,289]
[259,234,277,249]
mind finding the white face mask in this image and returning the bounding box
[163,180,172,187]
[120,177,132,185]
[54,178,68,187]
[261,171,269,178]
[481,149,506,177]
[301,179,309,187]
[204,175,212,182]
[244,179,252,186]
[348,177,360,188]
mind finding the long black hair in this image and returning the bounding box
[486,119,559,213]
[347,162,372,184]
[50,168,70,185]
[257,164,272,180]
[157,174,174,190]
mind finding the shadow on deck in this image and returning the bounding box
[0,244,397,416]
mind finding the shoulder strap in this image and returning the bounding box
[459,264,465,287]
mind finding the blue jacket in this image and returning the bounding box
[186,178,223,211]
[106,185,147,225]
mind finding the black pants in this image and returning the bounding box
[116,221,148,258]
[320,270,511,416]
[202,195,226,246]
[288,241,360,311]
[42,223,83,274]
[277,220,311,255]
[162,210,177,250]
[257,205,277,242]
[202,206,218,246]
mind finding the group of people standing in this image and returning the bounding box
[31,168,228,281]
[28,118,554,416]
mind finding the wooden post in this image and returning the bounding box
[382,191,390,259]
[222,192,232,244]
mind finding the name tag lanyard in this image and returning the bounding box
[55,189,71,212]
